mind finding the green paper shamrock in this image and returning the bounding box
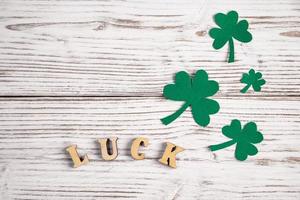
[161,69,220,127]
[209,119,263,161]
[209,10,252,63]
[240,69,266,93]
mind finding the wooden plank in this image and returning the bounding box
[0,97,299,199]
[0,0,299,96]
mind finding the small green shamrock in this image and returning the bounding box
[161,69,220,127]
[209,10,252,63]
[209,119,264,161]
[240,69,266,93]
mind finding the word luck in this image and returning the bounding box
[66,137,184,168]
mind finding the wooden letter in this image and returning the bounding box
[131,137,149,160]
[98,137,118,160]
[159,142,184,168]
[66,145,89,168]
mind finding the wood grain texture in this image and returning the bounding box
[0,0,300,199]
[0,0,299,96]
[0,97,299,199]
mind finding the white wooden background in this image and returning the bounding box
[0,0,299,199]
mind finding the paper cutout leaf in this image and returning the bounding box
[240,68,266,93]
[209,119,264,161]
[209,10,252,63]
[161,70,220,127]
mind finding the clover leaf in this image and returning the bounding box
[209,119,263,161]
[209,10,252,63]
[240,68,266,93]
[161,69,220,127]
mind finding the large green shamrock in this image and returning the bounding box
[161,69,219,127]
[209,10,252,63]
[240,68,266,93]
[209,119,263,161]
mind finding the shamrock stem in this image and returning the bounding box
[240,84,251,93]
[209,140,236,151]
[161,102,190,125]
[228,38,235,63]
